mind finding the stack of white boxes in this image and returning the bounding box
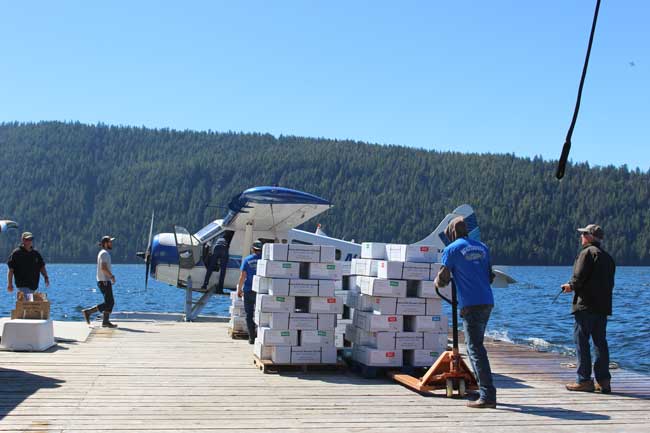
[346,242,451,368]
[228,291,248,336]
[252,243,344,365]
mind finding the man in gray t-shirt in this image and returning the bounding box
[82,236,118,328]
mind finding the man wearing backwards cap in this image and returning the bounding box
[562,224,616,393]
[236,240,263,344]
[6,232,50,301]
[81,236,118,328]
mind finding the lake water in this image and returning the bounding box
[1,264,649,374]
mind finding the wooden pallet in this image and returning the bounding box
[227,328,249,340]
[253,355,345,374]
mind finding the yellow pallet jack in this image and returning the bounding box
[389,280,478,397]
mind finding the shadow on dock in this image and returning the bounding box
[0,368,64,421]
[496,402,610,421]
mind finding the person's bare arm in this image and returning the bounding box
[40,265,50,288]
[434,266,452,288]
[7,268,14,292]
[236,271,247,298]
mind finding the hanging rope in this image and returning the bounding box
[556,0,602,180]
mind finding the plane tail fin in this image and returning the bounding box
[413,205,479,249]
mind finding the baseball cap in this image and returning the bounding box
[577,224,604,239]
[21,232,33,240]
[99,235,116,244]
[252,240,263,251]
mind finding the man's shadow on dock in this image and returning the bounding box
[0,368,64,421]
[496,402,610,421]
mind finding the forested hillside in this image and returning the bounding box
[0,121,648,265]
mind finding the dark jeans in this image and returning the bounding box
[462,304,497,403]
[243,291,256,338]
[574,311,610,383]
[203,246,229,292]
[97,281,115,312]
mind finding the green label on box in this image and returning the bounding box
[430,351,439,356]
[390,281,399,287]
[282,263,292,268]
[326,264,336,270]
[276,297,285,302]
[318,331,327,336]
[281,331,290,336]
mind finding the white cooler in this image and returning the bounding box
[1,319,55,351]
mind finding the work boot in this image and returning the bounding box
[215,288,225,295]
[595,379,611,394]
[82,306,99,324]
[467,399,497,409]
[102,312,118,328]
[566,381,595,392]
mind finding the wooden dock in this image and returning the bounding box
[1,316,649,432]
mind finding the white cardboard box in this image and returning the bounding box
[337,260,352,276]
[301,330,335,347]
[396,297,426,315]
[307,263,342,280]
[229,305,245,316]
[408,315,448,333]
[256,294,296,313]
[429,263,442,280]
[309,296,344,314]
[254,340,273,360]
[255,277,290,295]
[317,280,337,297]
[415,280,437,298]
[357,276,407,298]
[321,345,338,364]
[291,347,321,364]
[353,346,403,367]
[289,313,318,330]
[386,244,439,263]
[395,331,424,350]
[262,243,288,261]
[353,311,403,332]
[318,245,336,263]
[258,327,298,346]
[351,258,380,277]
[354,293,397,315]
[426,298,442,315]
[377,261,430,280]
[288,280,319,297]
[271,346,292,364]
[318,313,337,330]
[257,260,300,278]
[288,244,322,263]
[254,310,271,327]
[361,242,387,260]
[346,324,396,349]
[229,316,247,332]
[423,332,448,351]
[405,349,443,367]
[268,312,290,329]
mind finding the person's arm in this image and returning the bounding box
[7,268,14,292]
[40,265,50,288]
[101,262,116,283]
[562,249,593,293]
[236,271,246,298]
[434,266,452,288]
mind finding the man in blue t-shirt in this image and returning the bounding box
[237,240,263,344]
[435,216,497,408]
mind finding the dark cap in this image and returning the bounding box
[252,240,263,251]
[99,235,116,246]
[577,224,603,239]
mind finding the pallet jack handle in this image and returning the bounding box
[435,279,459,354]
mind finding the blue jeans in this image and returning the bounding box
[574,311,610,383]
[462,304,497,403]
[17,287,36,301]
[243,291,257,338]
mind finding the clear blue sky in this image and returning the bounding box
[1,1,648,169]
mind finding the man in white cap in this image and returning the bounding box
[562,224,616,394]
[6,231,50,301]
[82,236,118,328]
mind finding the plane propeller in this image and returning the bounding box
[136,212,155,290]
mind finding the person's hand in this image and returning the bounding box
[237,287,243,298]
[561,283,573,293]
[44,277,50,288]
[7,284,13,293]
[111,275,116,284]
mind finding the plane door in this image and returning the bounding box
[173,226,201,287]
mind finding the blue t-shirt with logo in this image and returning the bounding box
[441,237,494,309]
[240,253,261,292]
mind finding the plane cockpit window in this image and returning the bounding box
[194,222,223,243]
[335,249,341,260]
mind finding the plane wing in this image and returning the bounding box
[222,187,332,232]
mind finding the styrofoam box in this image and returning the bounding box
[386,244,439,263]
[377,261,430,280]
[271,346,292,364]
[353,346,403,367]
[256,294,296,313]
[322,345,338,364]
[361,242,387,260]
[229,305,245,316]
[346,324,396,349]
[301,330,335,347]
[262,243,289,261]
[290,313,318,330]
[291,347,321,364]
[254,277,289,295]
[409,315,448,333]
[354,311,403,332]
[258,327,298,346]
[423,332,448,351]
[318,313,337,330]
[396,298,426,315]
[307,263,342,280]
[354,293,397,315]
[429,263,442,280]
[426,298,442,315]
[254,310,271,327]
[318,280,337,297]
[269,312,290,329]
[405,349,444,367]
[337,260,352,276]
[229,316,247,332]
[309,296,344,314]
[257,260,300,279]
[254,340,273,360]
[351,258,380,277]
[357,276,407,298]
[288,280,319,297]
[231,297,244,308]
